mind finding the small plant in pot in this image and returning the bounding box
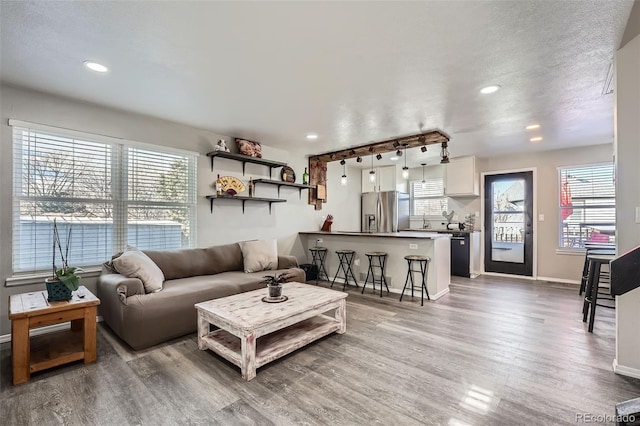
[45,219,82,302]
[263,273,286,298]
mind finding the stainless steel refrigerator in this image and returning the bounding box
[362,191,409,233]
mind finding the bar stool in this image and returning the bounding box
[400,255,431,306]
[361,252,389,297]
[309,247,329,285]
[331,250,358,291]
[579,245,615,295]
[582,253,615,332]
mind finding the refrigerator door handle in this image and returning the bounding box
[375,195,381,232]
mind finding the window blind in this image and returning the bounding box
[558,164,615,248]
[126,147,197,250]
[410,178,448,216]
[12,123,197,275]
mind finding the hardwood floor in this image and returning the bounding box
[1,276,639,425]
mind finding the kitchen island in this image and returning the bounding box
[299,231,451,300]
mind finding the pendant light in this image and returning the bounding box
[340,159,347,186]
[421,163,426,183]
[369,152,376,183]
[402,145,409,180]
[440,141,450,164]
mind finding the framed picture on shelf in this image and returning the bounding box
[235,138,262,158]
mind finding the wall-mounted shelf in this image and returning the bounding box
[206,151,286,178]
[252,179,315,199]
[206,195,286,214]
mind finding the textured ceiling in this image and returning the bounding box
[0,1,633,165]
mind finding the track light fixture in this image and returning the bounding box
[393,140,400,148]
[356,157,362,163]
[339,159,345,166]
[440,141,450,164]
[418,134,427,153]
[396,149,403,157]
[376,153,382,160]
[349,149,356,156]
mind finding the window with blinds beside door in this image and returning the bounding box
[558,163,615,249]
[11,121,197,275]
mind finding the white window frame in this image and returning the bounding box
[10,119,198,276]
[557,162,615,250]
[409,178,448,218]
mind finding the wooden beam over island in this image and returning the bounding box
[307,129,450,209]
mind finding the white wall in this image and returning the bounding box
[0,84,359,335]
[406,144,613,282]
[621,0,640,48]
[480,145,613,282]
[614,32,640,377]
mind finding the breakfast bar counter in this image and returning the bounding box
[299,231,451,300]
[301,230,449,239]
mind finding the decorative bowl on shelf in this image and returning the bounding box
[226,189,237,196]
[281,166,296,183]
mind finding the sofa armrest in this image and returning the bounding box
[98,273,144,305]
[278,255,299,269]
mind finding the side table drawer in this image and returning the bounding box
[29,309,84,328]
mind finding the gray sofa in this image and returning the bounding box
[98,242,305,350]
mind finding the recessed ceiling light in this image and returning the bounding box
[83,61,108,73]
[390,156,399,161]
[525,124,540,130]
[530,137,543,142]
[480,85,500,94]
[306,133,318,140]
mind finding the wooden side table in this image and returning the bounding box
[8,285,100,385]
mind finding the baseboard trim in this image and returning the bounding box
[613,359,640,379]
[1,316,103,344]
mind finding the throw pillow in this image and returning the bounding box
[236,138,262,158]
[240,239,278,273]
[113,246,165,293]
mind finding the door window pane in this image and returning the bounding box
[491,179,525,263]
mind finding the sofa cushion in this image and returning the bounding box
[112,246,165,293]
[145,243,243,280]
[205,243,245,275]
[211,271,267,293]
[240,239,278,273]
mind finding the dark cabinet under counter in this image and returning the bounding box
[436,231,481,278]
[451,234,471,277]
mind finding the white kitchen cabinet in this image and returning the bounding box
[444,156,479,196]
[378,166,396,191]
[361,166,397,192]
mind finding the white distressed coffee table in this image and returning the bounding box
[195,282,347,380]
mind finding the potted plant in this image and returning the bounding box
[45,219,81,301]
[263,273,286,298]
